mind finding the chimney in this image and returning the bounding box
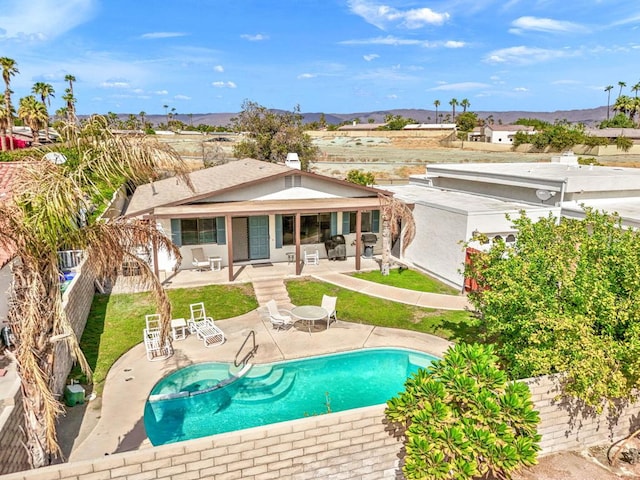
[285,153,301,170]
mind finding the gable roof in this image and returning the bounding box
[125,158,385,217]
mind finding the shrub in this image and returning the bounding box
[386,343,541,480]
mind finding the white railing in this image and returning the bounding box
[58,250,84,270]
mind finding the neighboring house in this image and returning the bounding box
[584,128,640,142]
[124,158,392,281]
[388,159,640,289]
[483,124,536,144]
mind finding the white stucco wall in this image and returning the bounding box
[0,260,15,327]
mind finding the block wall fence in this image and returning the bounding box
[2,373,640,479]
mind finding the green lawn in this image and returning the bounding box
[75,275,477,394]
[351,268,459,295]
[73,283,257,392]
[286,278,478,342]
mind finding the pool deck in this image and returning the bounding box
[62,311,452,463]
[57,257,465,464]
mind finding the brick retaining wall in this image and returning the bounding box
[524,374,640,454]
[0,405,403,480]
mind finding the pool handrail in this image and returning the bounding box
[235,330,258,368]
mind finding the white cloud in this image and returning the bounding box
[387,94,398,99]
[140,32,187,39]
[154,90,168,95]
[174,94,191,100]
[514,87,528,92]
[241,33,269,41]
[100,80,130,88]
[430,82,491,91]
[347,0,449,30]
[0,0,97,41]
[444,40,465,48]
[552,79,580,85]
[214,65,224,72]
[510,16,587,35]
[363,54,379,61]
[212,81,237,88]
[297,73,316,79]
[484,46,573,65]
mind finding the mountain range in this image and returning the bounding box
[130,106,610,128]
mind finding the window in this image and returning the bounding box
[280,213,331,245]
[180,218,216,245]
[347,210,379,233]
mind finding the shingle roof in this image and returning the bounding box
[125,158,294,217]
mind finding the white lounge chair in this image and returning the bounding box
[265,299,293,331]
[321,295,338,327]
[304,248,319,266]
[191,248,209,271]
[143,327,173,361]
[188,302,225,347]
[145,313,161,330]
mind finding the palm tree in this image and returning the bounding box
[32,82,55,142]
[139,111,146,129]
[605,85,614,120]
[449,98,458,121]
[618,81,626,99]
[433,100,440,124]
[0,57,19,150]
[64,74,77,124]
[18,95,49,144]
[0,115,193,467]
[379,193,415,276]
[460,98,470,113]
[0,93,8,151]
[632,81,640,99]
[163,104,169,126]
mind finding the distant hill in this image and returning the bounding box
[110,106,610,128]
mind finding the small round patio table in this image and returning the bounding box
[291,305,329,334]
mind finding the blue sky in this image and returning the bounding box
[1,0,639,116]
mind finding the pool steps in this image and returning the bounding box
[234,371,296,404]
[148,363,254,402]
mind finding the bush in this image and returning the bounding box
[616,135,633,152]
[386,343,541,480]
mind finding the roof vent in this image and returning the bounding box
[285,153,301,170]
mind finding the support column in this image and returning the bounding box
[226,215,234,282]
[295,212,301,275]
[355,210,362,271]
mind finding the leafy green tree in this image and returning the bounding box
[231,100,319,170]
[465,209,640,407]
[455,111,478,133]
[345,169,375,186]
[381,114,415,130]
[599,113,635,129]
[386,343,541,480]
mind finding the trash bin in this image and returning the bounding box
[64,384,85,407]
[1,326,13,348]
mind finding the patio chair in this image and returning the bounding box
[265,299,293,331]
[145,313,161,331]
[188,302,225,347]
[191,248,209,271]
[304,248,319,266]
[143,327,173,361]
[321,295,338,327]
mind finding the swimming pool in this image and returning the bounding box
[144,347,438,446]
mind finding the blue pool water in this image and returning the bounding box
[144,348,438,446]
